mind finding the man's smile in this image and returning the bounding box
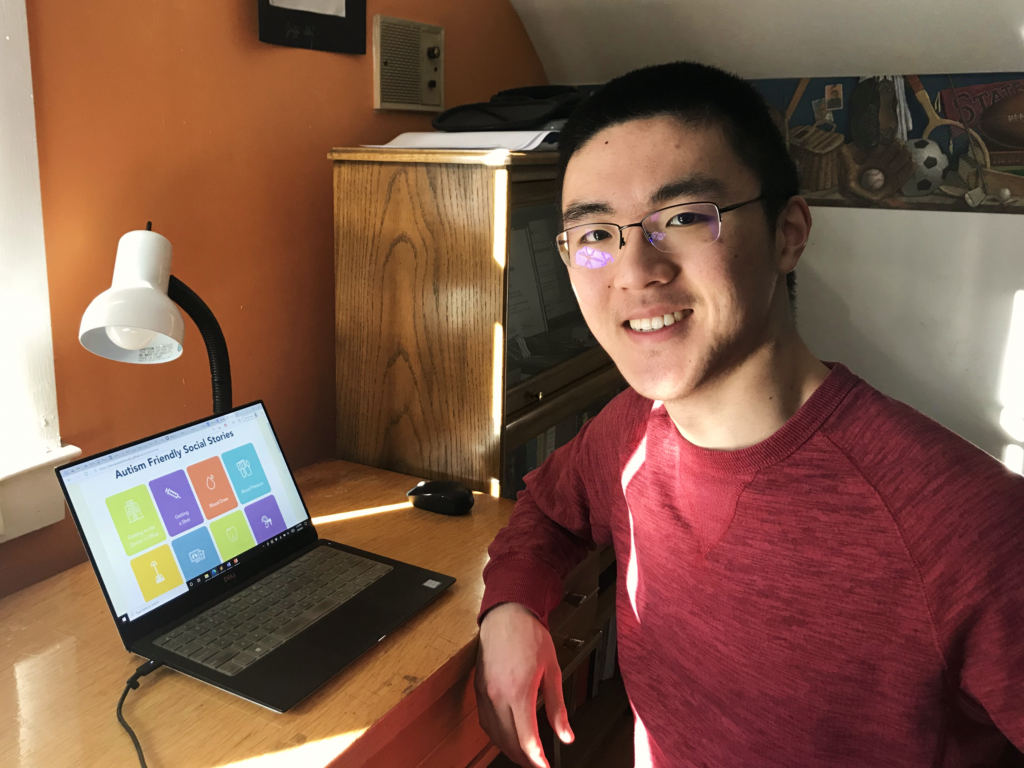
[624,308,692,332]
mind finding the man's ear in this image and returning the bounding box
[774,195,812,275]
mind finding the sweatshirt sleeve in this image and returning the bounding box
[479,414,610,628]
[825,384,1024,749]
[936,468,1024,749]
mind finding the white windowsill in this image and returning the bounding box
[0,444,82,543]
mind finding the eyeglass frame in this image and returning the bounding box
[554,194,768,264]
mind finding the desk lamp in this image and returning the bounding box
[79,223,232,415]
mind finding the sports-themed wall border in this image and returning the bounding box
[751,73,1024,214]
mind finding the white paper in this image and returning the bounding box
[269,0,345,17]
[506,230,547,338]
[526,218,576,320]
[367,131,555,151]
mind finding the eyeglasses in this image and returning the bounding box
[555,196,766,270]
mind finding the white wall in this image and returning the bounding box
[799,206,1023,459]
[509,0,1024,83]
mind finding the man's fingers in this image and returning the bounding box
[482,702,534,767]
[541,661,574,744]
[511,697,550,768]
[475,682,530,767]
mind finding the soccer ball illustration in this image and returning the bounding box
[900,139,949,197]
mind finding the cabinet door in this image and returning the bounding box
[502,387,625,500]
[505,203,595,387]
[503,181,625,437]
[334,160,505,491]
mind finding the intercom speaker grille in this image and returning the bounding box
[373,15,444,112]
[379,21,421,106]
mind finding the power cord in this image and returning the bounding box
[116,660,164,768]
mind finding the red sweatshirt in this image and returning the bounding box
[481,364,1024,767]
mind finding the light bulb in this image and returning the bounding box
[106,326,156,350]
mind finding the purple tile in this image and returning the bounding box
[243,495,285,544]
[149,470,202,537]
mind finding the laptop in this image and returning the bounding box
[55,401,455,712]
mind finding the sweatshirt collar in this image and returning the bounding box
[651,363,859,475]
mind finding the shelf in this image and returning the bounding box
[506,346,613,415]
[505,364,626,451]
[582,705,633,768]
[328,147,559,166]
[556,677,630,768]
[594,586,616,629]
[489,676,630,768]
[511,178,560,208]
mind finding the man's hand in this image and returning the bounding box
[476,603,575,768]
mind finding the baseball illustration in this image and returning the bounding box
[861,168,886,191]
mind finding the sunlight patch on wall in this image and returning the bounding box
[998,290,1024,471]
[1003,444,1024,475]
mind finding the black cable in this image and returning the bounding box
[167,275,233,416]
[116,660,164,768]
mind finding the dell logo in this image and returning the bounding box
[223,572,237,583]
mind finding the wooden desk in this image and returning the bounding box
[0,460,510,768]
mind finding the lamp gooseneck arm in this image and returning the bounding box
[167,275,232,416]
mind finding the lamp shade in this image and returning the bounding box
[79,230,186,364]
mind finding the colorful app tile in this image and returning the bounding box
[222,443,270,504]
[149,470,202,537]
[243,495,286,544]
[209,509,256,560]
[130,544,183,602]
[105,486,167,556]
[170,526,222,581]
[186,456,237,520]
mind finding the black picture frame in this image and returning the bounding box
[257,0,366,55]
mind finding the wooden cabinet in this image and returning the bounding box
[329,147,625,494]
[490,545,629,768]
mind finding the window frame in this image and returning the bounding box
[0,0,80,542]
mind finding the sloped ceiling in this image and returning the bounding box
[509,0,1024,83]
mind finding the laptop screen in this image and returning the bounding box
[57,403,310,624]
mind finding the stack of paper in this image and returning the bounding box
[366,131,557,151]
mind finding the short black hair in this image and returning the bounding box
[558,61,799,306]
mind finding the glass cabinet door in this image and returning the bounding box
[502,388,624,500]
[505,203,598,388]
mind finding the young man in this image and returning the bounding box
[475,62,1024,768]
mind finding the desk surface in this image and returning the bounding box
[0,460,512,768]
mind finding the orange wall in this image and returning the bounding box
[0,0,545,599]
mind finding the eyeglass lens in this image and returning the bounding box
[557,203,722,269]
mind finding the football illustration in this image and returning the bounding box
[900,139,949,197]
[977,91,1024,149]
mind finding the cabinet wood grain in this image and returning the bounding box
[331,148,619,499]
[334,160,504,491]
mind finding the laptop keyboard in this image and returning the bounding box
[153,546,392,676]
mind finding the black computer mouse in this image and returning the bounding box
[407,480,475,516]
